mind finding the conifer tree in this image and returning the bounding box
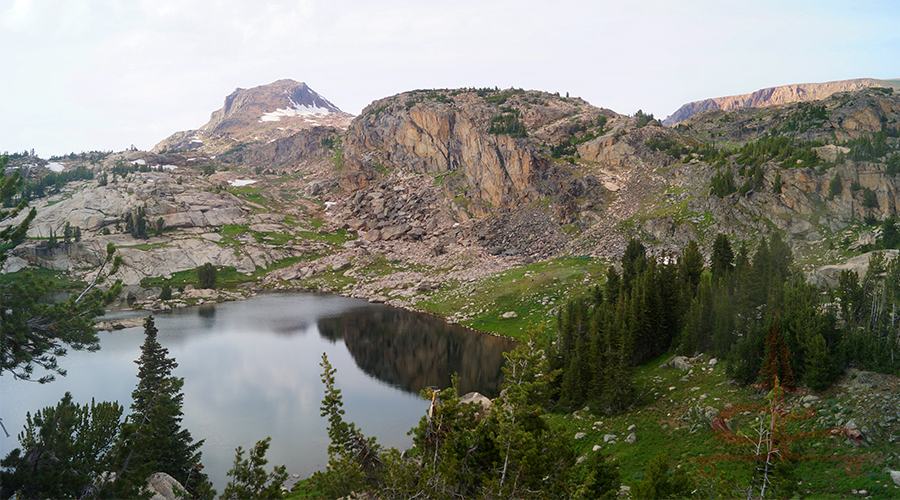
[710,233,734,282]
[621,238,646,288]
[221,437,288,500]
[0,393,123,499]
[759,317,795,391]
[116,316,210,497]
[679,240,704,295]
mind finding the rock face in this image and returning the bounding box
[807,250,898,288]
[146,472,184,500]
[340,89,613,221]
[664,78,900,125]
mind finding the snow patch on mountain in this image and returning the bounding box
[259,89,333,122]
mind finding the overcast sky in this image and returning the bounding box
[2,0,898,158]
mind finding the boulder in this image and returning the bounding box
[662,356,691,371]
[459,392,492,420]
[381,224,411,240]
[146,472,184,500]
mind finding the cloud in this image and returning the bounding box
[1,0,897,156]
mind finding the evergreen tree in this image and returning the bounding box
[221,437,288,500]
[198,263,217,289]
[116,316,209,497]
[710,233,734,282]
[621,238,646,288]
[488,341,573,498]
[630,453,694,500]
[679,240,704,295]
[310,354,379,497]
[759,317,795,391]
[0,393,124,499]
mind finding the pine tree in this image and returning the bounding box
[759,317,795,391]
[221,437,288,500]
[621,238,646,288]
[710,233,734,282]
[679,240,704,295]
[116,316,210,497]
[0,393,124,499]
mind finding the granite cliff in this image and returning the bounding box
[664,78,900,125]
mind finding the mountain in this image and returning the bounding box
[7,80,900,298]
[663,78,900,125]
[153,79,353,155]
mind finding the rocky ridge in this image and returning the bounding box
[5,81,900,318]
[664,77,900,125]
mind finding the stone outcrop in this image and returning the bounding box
[241,126,340,167]
[806,250,898,288]
[664,78,900,125]
[19,171,248,239]
[146,472,184,500]
[340,89,613,220]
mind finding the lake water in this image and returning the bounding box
[0,292,516,492]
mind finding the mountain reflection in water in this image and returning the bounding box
[0,292,517,493]
[319,308,516,397]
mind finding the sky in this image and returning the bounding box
[1,0,898,158]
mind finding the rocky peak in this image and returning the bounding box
[207,79,344,135]
[153,79,353,154]
[664,78,900,126]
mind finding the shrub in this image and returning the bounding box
[197,263,217,289]
[710,169,736,197]
[159,283,172,300]
[828,173,842,199]
[861,188,878,208]
[487,111,527,138]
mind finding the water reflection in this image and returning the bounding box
[1,292,516,492]
[319,308,515,397]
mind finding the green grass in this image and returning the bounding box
[0,267,85,290]
[545,353,895,498]
[118,242,170,251]
[415,256,608,341]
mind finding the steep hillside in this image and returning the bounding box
[664,78,900,125]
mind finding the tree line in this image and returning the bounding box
[552,232,900,418]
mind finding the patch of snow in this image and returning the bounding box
[46,162,65,172]
[131,159,146,165]
[260,91,332,122]
[229,179,256,187]
[160,165,177,170]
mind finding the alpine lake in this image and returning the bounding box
[0,292,517,492]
